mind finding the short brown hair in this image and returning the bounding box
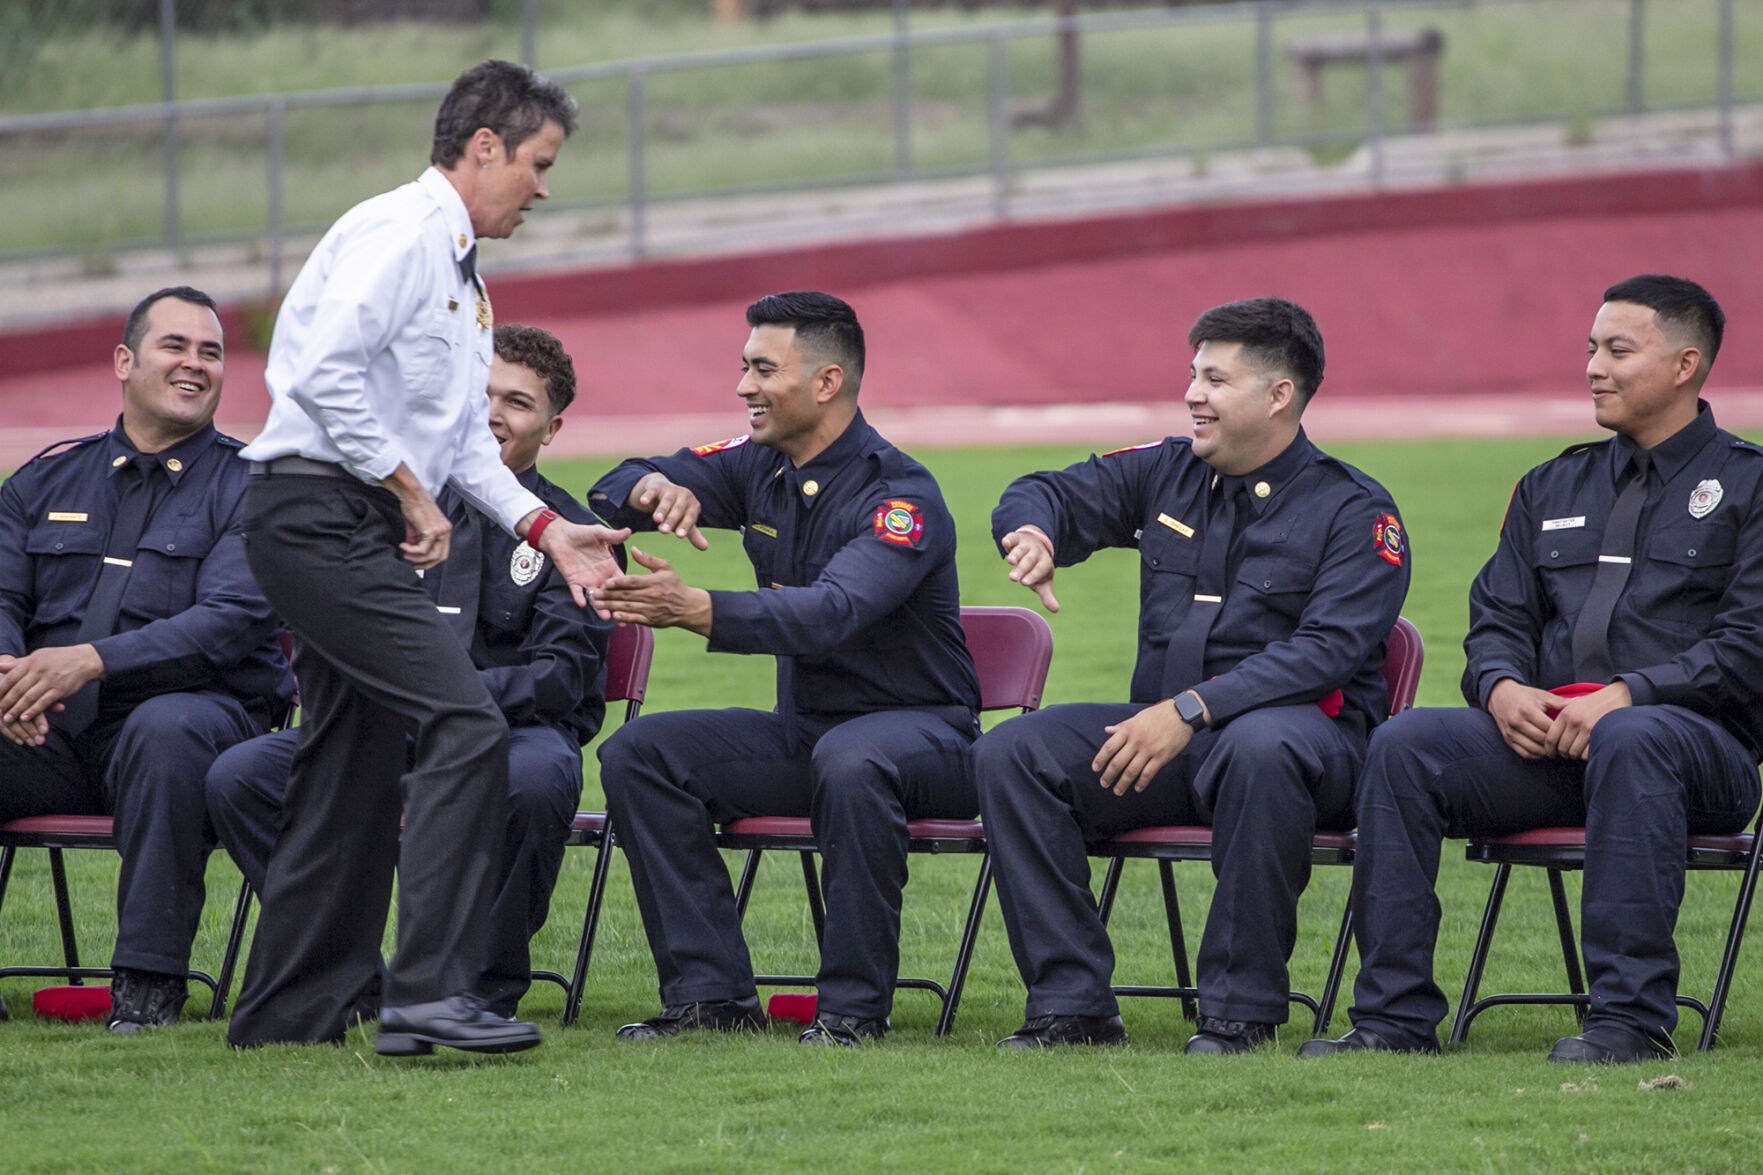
[431,60,578,169]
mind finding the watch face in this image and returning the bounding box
[1175,693,1205,726]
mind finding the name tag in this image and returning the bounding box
[102,556,133,567]
[1157,513,1195,538]
[435,605,462,614]
[1542,517,1586,531]
[750,523,778,538]
[47,511,88,522]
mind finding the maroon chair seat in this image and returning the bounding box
[1087,615,1424,1036]
[1451,810,1762,1051]
[714,606,1054,1037]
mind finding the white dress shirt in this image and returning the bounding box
[243,167,545,534]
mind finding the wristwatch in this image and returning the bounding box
[1173,690,1207,731]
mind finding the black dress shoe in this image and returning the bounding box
[1548,1023,1672,1064]
[374,994,541,1056]
[997,1013,1129,1050]
[1297,1025,1441,1057]
[615,997,767,1040]
[799,1012,888,1047]
[1184,1016,1276,1054]
[107,967,189,1035]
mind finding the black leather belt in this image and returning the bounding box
[248,456,354,480]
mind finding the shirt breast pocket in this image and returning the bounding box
[135,517,219,618]
[404,303,461,397]
[1138,524,1199,632]
[1646,523,1737,624]
[24,523,106,626]
[743,525,778,588]
[1240,554,1312,634]
[480,579,533,639]
[1534,528,1603,615]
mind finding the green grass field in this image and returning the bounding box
[2,435,1760,1173]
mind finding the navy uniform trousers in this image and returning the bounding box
[206,722,579,1017]
[599,705,977,1023]
[1349,704,1759,1047]
[0,692,260,976]
[227,472,510,1046]
[976,701,1360,1026]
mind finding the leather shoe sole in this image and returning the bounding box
[1297,1026,1441,1057]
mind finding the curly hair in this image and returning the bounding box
[494,322,576,415]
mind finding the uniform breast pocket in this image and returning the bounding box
[136,520,218,618]
[24,523,106,625]
[1239,554,1312,635]
[479,579,532,639]
[1534,528,1603,616]
[404,304,461,397]
[1646,524,1736,624]
[1138,524,1199,632]
[743,525,778,588]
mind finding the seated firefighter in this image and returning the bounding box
[205,323,614,1021]
[0,286,292,1032]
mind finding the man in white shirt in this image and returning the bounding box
[228,60,625,1056]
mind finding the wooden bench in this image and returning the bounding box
[1287,27,1445,131]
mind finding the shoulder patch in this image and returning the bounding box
[873,498,925,547]
[26,432,107,465]
[691,435,750,457]
[1101,439,1166,458]
[1374,512,1405,567]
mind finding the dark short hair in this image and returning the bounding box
[121,286,220,354]
[493,322,576,415]
[746,291,866,389]
[1187,297,1325,403]
[430,60,579,169]
[1603,274,1725,371]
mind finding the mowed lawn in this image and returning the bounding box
[2,434,1759,1173]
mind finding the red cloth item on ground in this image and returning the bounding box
[32,985,112,1021]
[766,992,817,1026]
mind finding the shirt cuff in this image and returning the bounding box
[1615,671,1656,707]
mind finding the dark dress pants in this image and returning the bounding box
[975,702,1361,1026]
[0,691,260,976]
[227,474,510,1046]
[207,723,581,1019]
[1348,705,1760,1047]
[598,706,978,1022]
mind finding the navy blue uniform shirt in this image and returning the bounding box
[1464,401,1763,757]
[590,411,979,720]
[0,421,292,722]
[993,429,1409,731]
[427,465,614,746]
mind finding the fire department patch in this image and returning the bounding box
[1374,513,1405,567]
[690,435,750,457]
[874,499,925,547]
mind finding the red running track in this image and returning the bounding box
[4,163,1761,468]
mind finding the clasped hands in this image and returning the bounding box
[1487,677,1630,761]
[0,645,103,746]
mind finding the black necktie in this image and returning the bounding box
[773,467,806,750]
[458,244,477,290]
[1571,449,1652,683]
[58,456,158,733]
[1162,476,1242,698]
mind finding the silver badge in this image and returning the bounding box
[510,541,544,586]
[1688,479,1723,520]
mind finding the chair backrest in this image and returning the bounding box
[959,606,1055,714]
[604,624,656,721]
[1383,615,1424,717]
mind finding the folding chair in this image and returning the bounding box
[0,631,300,1023]
[555,622,655,1027]
[1088,615,1425,1036]
[715,605,1054,1036]
[1448,806,1762,1051]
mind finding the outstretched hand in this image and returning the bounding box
[1001,527,1059,613]
[535,519,632,614]
[589,546,714,635]
[632,472,709,550]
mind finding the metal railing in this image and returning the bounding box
[0,0,1750,296]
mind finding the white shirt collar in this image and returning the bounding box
[418,166,477,264]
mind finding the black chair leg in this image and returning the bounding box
[48,849,84,982]
[1155,859,1196,1022]
[799,851,826,947]
[1096,857,1126,924]
[1701,834,1763,1050]
[1314,892,1355,1037]
[938,854,993,1038]
[1544,868,1586,1025]
[565,825,619,1027]
[1449,863,1511,1045]
[209,879,255,1020]
[733,849,763,917]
